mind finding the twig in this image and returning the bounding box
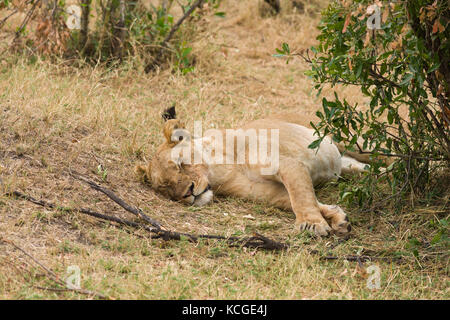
[113,0,126,60]
[8,190,154,232]
[0,8,18,31]
[69,171,163,229]
[6,190,407,261]
[311,250,403,263]
[70,172,287,249]
[0,237,108,299]
[12,0,41,43]
[160,0,204,49]
[7,189,288,251]
[4,238,60,281]
[144,0,205,72]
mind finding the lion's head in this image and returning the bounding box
[137,107,213,206]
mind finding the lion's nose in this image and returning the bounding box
[183,182,195,198]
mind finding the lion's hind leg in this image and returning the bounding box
[318,202,351,235]
[341,155,369,175]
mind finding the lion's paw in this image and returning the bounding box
[319,204,352,236]
[331,216,351,236]
[297,220,332,237]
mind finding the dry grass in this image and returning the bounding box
[0,0,448,299]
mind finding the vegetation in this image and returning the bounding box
[0,0,448,299]
[1,0,223,72]
[277,0,449,210]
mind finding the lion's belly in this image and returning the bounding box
[285,124,342,185]
[204,122,342,188]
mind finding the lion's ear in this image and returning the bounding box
[163,119,186,146]
[162,104,176,121]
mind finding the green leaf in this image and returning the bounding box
[308,139,322,150]
[282,43,290,55]
[399,73,413,86]
[387,110,393,124]
[355,63,363,78]
[341,192,353,202]
[428,62,441,73]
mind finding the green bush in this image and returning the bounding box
[1,0,223,73]
[277,0,449,208]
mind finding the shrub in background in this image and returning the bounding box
[0,0,223,73]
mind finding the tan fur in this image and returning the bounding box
[137,113,381,236]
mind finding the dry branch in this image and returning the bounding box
[0,8,19,31]
[12,0,41,44]
[9,190,153,232]
[6,189,404,262]
[70,172,163,229]
[8,185,288,251]
[0,237,108,299]
[144,0,205,73]
[70,172,288,250]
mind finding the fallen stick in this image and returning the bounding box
[8,190,288,251]
[9,190,155,232]
[69,172,163,229]
[69,172,288,250]
[6,190,404,260]
[0,8,19,31]
[310,249,403,263]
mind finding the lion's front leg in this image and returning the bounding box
[275,159,332,236]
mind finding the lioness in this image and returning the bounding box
[137,107,373,236]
